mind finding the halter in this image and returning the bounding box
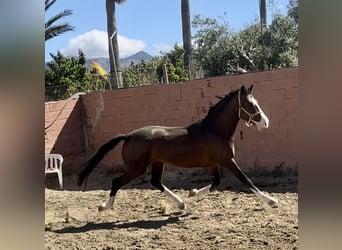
[238,91,261,127]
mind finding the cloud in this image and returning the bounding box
[152,43,174,55]
[60,29,146,58]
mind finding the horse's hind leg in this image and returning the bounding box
[188,166,221,197]
[98,174,124,211]
[150,162,186,210]
[98,164,147,212]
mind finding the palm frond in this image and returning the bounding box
[46,9,73,28]
[45,0,57,11]
[115,0,127,4]
[45,24,75,41]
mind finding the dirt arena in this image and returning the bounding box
[45,168,298,249]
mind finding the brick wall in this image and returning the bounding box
[45,98,86,173]
[45,67,298,172]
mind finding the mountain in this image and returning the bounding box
[86,51,153,72]
[45,51,153,72]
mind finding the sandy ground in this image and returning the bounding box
[45,169,298,249]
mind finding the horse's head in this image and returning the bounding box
[238,85,269,131]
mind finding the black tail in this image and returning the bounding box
[78,134,127,186]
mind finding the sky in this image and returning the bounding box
[45,0,289,62]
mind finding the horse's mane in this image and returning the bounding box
[204,88,239,119]
[190,88,239,127]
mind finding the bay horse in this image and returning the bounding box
[78,85,277,212]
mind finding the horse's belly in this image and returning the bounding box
[152,144,214,168]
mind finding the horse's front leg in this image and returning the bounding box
[188,166,220,197]
[221,158,277,206]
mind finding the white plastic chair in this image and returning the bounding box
[45,154,63,189]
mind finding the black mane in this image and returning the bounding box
[203,88,240,121]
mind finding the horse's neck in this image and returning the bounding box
[203,98,240,141]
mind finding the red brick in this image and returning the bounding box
[119,113,136,123]
[273,79,291,90]
[270,89,286,100]
[181,82,194,100]
[112,88,134,98]
[45,104,50,113]
[193,79,208,90]
[285,105,298,117]
[155,84,169,94]
[48,101,68,112]
[170,109,183,119]
[147,109,169,121]
[270,110,286,120]
[195,96,210,107]
[133,86,147,96]
[80,92,95,103]
[49,118,67,130]
[142,85,157,95]
[101,98,118,116]
[181,104,196,117]
[193,89,204,99]
[156,92,169,104]
[117,101,130,115]
[97,90,111,100]
[168,83,182,101]
[62,109,76,119]
[290,77,299,87]
[143,94,158,106]
[134,111,148,122]
[210,78,225,89]
[176,100,195,111]
[45,111,60,123]
[285,86,299,99]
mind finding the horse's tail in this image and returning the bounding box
[78,134,127,186]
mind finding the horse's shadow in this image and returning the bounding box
[50,216,180,234]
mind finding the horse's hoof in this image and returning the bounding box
[178,202,186,210]
[267,197,278,207]
[188,189,198,197]
[98,205,108,212]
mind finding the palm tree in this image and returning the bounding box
[259,0,267,70]
[106,0,126,89]
[181,0,192,80]
[45,0,75,41]
[259,0,267,28]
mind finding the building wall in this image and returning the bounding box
[45,98,86,173]
[45,67,298,172]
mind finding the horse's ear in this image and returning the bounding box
[248,84,254,93]
[240,85,246,93]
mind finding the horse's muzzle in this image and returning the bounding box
[255,112,269,131]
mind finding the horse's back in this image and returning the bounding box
[128,125,188,140]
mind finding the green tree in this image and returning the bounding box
[122,44,189,87]
[192,15,234,76]
[192,11,298,77]
[45,50,108,101]
[157,44,189,83]
[259,14,298,69]
[287,0,298,25]
[122,59,159,88]
[45,0,75,41]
